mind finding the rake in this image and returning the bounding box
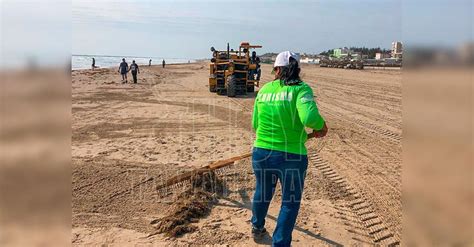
[156,152,252,196]
[155,132,324,196]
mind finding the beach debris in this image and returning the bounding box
[150,171,224,237]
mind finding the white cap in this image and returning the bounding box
[274,51,300,68]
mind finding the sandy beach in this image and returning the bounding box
[71,62,402,246]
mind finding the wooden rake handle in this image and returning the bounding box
[208,152,252,170]
[156,152,252,191]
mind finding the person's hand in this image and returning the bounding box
[308,122,328,139]
[314,122,328,138]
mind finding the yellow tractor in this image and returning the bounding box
[209,42,262,97]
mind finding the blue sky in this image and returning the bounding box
[1,0,471,67]
[72,0,402,59]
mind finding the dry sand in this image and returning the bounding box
[72,63,401,246]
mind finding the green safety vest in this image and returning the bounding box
[252,79,325,155]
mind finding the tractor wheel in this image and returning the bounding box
[209,85,217,92]
[227,75,237,97]
[216,89,226,95]
[247,85,254,93]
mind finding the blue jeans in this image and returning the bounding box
[251,147,308,247]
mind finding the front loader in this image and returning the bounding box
[209,42,262,97]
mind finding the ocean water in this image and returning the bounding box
[72,55,196,70]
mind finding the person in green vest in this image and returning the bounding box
[251,51,328,246]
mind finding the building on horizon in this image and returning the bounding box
[376,52,391,60]
[333,47,351,58]
[391,41,403,59]
[333,47,362,59]
[300,57,320,64]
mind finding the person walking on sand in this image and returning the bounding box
[129,60,140,84]
[162,59,165,68]
[149,59,152,66]
[251,51,328,246]
[118,58,129,83]
[91,57,96,70]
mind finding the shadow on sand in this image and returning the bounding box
[216,189,343,246]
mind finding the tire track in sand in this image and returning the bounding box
[318,103,401,144]
[308,152,400,246]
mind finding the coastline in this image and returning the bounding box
[71,62,199,72]
[71,55,198,71]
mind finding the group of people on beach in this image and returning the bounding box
[91,57,166,84]
[117,59,140,84]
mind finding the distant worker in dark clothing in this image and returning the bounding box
[92,58,96,70]
[118,58,129,83]
[162,59,166,68]
[251,51,261,80]
[149,59,152,66]
[129,60,140,84]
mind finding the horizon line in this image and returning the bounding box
[72,54,200,60]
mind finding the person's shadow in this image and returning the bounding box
[218,189,343,246]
